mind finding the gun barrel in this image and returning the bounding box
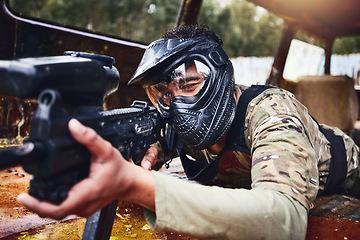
[0,141,47,170]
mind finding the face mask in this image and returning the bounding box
[129,37,236,150]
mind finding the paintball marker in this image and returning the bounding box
[0,52,170,239]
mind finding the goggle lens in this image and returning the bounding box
[143,60,210,107]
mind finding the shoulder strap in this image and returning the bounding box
[317,126,348,195]
[308,116,348,195]
[225,85,274,153]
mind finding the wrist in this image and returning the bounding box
[120,165,156,211]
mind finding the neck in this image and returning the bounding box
[208,134,226,154]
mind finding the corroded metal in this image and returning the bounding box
[265,22,296,86]
[254,0,360,88]
[310,195,360,221]
[307,195,360,240]
[176,0,203,26]
[249,0,360,40]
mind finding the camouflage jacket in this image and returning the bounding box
[181,85,359,211]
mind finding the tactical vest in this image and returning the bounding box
[176,85,348,194]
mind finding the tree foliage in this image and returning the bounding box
[8,0,360,57]
[197,0,285,57]
[9,0,181,43]
[333,36,360,54]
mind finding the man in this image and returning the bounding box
[18,24,360,239]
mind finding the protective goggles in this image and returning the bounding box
[142,59,211,109]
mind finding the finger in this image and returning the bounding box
[56,182,106,217]
[141,146,158,170]
[18,178,109,219]
[17,193,69,219]
[68,119,114,160]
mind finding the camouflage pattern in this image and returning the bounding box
[184,85,359,211]
[245,86,359,210]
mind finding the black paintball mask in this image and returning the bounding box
[128,36,236,150]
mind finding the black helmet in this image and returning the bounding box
[128,36,236,150]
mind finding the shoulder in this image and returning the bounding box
[242,86,316,148]
[244,87,309,126]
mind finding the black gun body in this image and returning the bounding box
[0,53,168,239]
[21,91,162,204]
[97,106,161,163]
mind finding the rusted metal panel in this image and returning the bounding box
[176,0,203,26]
[0,0,15,59]
[266,22,296,86]
[251,0,360,88]
[249,0,360,41]
[307,195,360,240]
[310,195,360,221]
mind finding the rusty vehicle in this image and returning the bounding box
[249,1,360,239]
[0,0,360,239]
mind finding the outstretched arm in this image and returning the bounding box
[17,119,308,239]
[18,119,156,219]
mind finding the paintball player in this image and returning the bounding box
[18,24,360,239]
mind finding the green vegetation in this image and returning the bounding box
[198,0,284,57]
[9,0,182,44]
[8,0,360,57]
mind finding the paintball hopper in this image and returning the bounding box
[0,51,119,105]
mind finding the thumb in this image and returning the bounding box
[68,119,114,160]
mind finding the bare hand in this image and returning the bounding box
[17,119,155,219]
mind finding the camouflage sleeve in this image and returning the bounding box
[245,88,320,211]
